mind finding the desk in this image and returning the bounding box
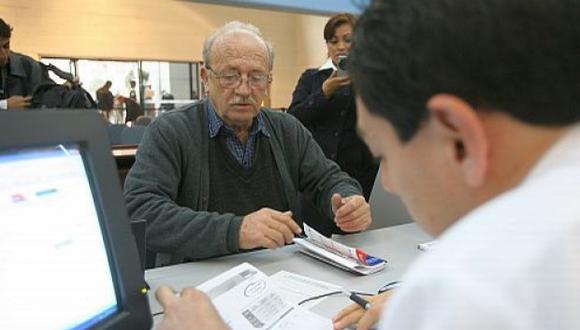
[111,145,138,186]
[112,144,138,166]
[145,223,432,326]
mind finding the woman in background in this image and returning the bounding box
[289,13,377,199]
[288,13,378,235]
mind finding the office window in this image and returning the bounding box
[40,58,75,84]
[76,60,140,102]
[40,57,203,113]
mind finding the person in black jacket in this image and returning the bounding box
[0,18,48,110]
[288,13,378,200]
[288,14,378,235]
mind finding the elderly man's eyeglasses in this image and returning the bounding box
[207,67,272,90]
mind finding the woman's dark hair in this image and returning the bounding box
[324,13,356,41]
[350,0,580,142]
[0,18,12,38]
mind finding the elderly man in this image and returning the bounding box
[154,0,580,329]
[0,18,47,110]
[123,21,371,265]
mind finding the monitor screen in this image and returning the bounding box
[0,144,119,329]
[0,110,151,330]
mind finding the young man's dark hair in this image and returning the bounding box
[0,18,12,39]
[349,0,580,141]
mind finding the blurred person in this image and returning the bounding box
[96,80,114,119]
[0,17,49,110]
[129,79,137,101]
[153,1,580,329]
[124,21,371,265]
[288,14,378,236]
[160,90,175,111]
[288,13,378,200]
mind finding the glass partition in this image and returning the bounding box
[40,58,76,84]
[40,57,204,122]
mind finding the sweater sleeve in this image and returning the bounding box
[287,69,334,127]
[123,116,243,260]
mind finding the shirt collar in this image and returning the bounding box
[319,57,337,71]
[207,99,270,138]
[524,123,580,183]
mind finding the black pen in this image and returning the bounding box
[342,289,371,310]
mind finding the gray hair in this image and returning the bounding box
[203,21,274,71]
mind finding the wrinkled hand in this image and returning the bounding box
[331,194,372,232]
[322,71,351,99]
[7,95,32,109]
[333,291,394,330]
[239,208,302,250]
[155,287,229,330]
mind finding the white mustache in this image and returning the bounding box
[229,96,258,106]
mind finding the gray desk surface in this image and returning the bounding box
[145,223,432,325]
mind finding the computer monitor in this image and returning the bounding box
[0,110,151,330]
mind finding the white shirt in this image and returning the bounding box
[381,124,580,329]
[318,58,337,71]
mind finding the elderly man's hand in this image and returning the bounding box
[7,96,32,109]
[332,291,394,330]
[155,287,229,330]
[331,194,372,232]
[239,208,302,250]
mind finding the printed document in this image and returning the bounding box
[197,263,332,329]
[270,271,341,308]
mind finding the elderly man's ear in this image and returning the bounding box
[426,94,488,188]
[200,66,210,90]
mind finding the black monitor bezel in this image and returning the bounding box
[0,110,152,330]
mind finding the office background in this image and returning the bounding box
[0,0,343,108]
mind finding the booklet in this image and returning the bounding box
[293,223,387,275]
[197,263,332,330]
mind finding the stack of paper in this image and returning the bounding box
[293,224,387,275]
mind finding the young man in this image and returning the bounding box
[0,18,47,110]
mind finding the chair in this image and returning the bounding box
[107,123,126,146]
[134,115,152,126]
[368,166,413,229]
[120,125,146,145]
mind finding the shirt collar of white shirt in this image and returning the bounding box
[318,58,337,71]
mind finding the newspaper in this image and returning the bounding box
[292,223,387,275]
[197,263,332,330]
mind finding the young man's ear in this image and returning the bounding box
[426,94,488,187]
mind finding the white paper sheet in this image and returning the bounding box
[197,263,332,329]
[270,271,341,308]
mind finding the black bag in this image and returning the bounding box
[31,82,97,109]
[30,63,97,109]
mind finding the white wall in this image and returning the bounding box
[1,0,329,108]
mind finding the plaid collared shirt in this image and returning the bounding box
[207,101,270,168]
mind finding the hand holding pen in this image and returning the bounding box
[342,289,372,310]
[333,286,399,330]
